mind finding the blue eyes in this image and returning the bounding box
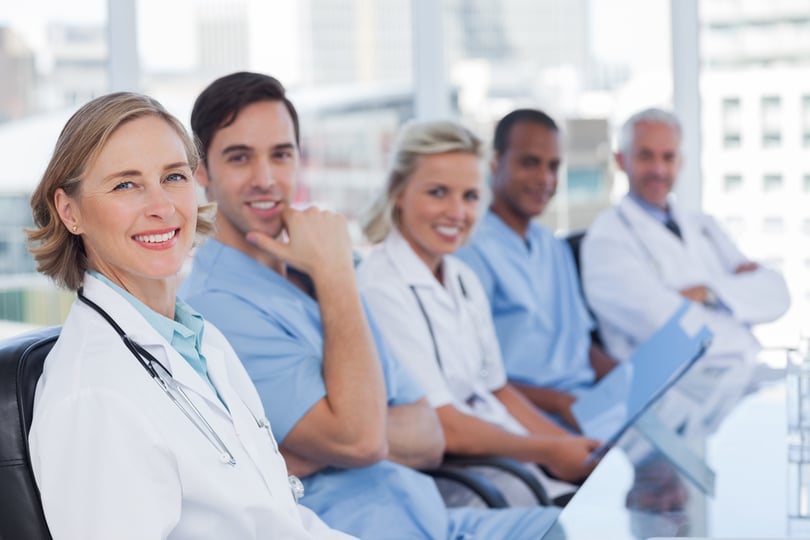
[166,173,188,183]
[112,181,135,191]
[427,187,479,201]
[111,173,188,192]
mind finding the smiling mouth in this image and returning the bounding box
[436,226,461,236]
[133,230,178,243]
[248,200,279,210]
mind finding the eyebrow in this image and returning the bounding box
[221,142,296,155]
[101,161,190,183]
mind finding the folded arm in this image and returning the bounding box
[386,398,444,469]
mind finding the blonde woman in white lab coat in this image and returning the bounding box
[357,120,601,510]
[25,92,355,540]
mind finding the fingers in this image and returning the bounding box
[246,230,291,260]
[247,206,353,278]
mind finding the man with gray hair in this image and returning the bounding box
[581,107,790,434]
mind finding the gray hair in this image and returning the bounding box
[618,108,682,156]
[362,119,482,243]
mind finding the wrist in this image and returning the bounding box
[703,287,719,308]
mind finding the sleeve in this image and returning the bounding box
[363,300,425,406]
[581,211,686,347]
[360,283,456,409]
[699,215,791,323]
[186,290,326,443]
[30,390,181,540]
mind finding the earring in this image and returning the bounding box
[71,225,78,233]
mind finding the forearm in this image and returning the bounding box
[437,404,554,462]
[589,343,617,381]
[507,382,574,430]
[313,268,387,450]
[386,400,445,469]
[280,446,327,479]
[437,404,599,482]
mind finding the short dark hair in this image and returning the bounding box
[493,108,558,155]
[191,71,300,164]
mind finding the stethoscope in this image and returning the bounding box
[408,273,494,383]
[77,289,306,502]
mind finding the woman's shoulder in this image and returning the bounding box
[356,243,399,285]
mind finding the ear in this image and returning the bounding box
[54,188,81,234]
[614,151,627,173]
[194,164,211,193]
[489,153,500,176]
[394,186,405,211]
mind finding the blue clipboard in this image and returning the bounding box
[572,301,714,459]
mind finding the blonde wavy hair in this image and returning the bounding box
[362,119,482,243]
[27,92,216,291]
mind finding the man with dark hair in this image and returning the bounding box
[181,72,558,540]
[457,108,617,429]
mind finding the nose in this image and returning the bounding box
[445,194,467,221]
[252,158,278,190]
[540,166,557,187]
[144,182,175,220]
[650,157,667,177]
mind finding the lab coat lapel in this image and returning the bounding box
[620,197,710,289]
[385,229,456,311]
[204,343,279,493]
[81,275,230,418]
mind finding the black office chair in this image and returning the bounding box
[424,465,510,508]
[442,455,553,506]
[0,326,60,540]
[564,229,603,349]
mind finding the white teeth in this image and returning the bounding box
[134,230,177,243]
[249,201,278,210]
[436,226,460,236]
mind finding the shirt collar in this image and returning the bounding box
[383,228,444,288]
[627,192,673,225]
[88,270,205,357]
[483,209,536,253]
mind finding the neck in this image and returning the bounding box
[214,228,285,274]
[95,270,177,319]
[490,201,530,238]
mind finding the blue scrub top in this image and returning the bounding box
[181,240,559,539]
[456,211,595,392]
[183,240,499,538]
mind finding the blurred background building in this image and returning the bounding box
[0,0,803,349]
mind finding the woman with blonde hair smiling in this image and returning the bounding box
[26,92,355,540]
[357,119,600,511]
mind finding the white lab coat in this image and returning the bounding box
[29,274,355,540]
[357,229,526,435]
[581,195,790,365]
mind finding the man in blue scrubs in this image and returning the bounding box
[456,109,617,430]
[181,73,558,540]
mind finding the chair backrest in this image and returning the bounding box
[0,326,60,540]
[564,229,604,348]
[564,229,587,279]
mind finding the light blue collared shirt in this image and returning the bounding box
[89,270,216,395]
[628,192,671,225]
[180,239,557,540]
[456,210,595,393]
